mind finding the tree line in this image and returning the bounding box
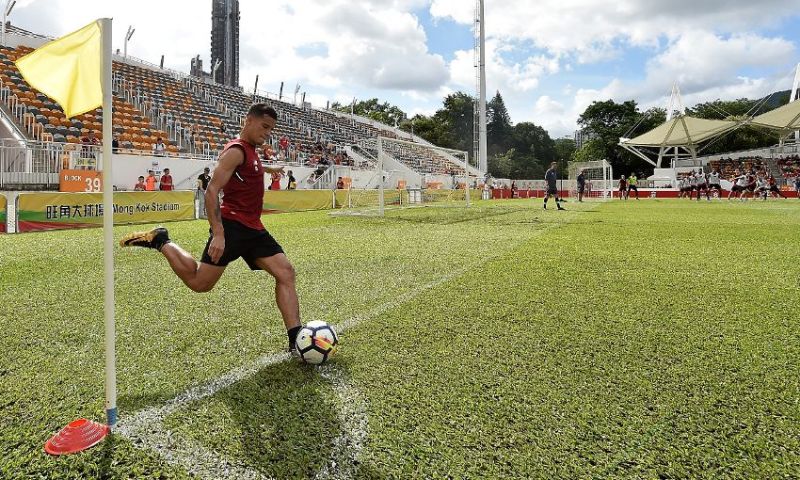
[333,89,792,179]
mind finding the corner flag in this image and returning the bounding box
[15,20,102,119]
[29,18,117,455]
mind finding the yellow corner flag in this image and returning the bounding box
[15,20,102,119]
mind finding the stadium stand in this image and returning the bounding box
[777,155,800,178]
[0,38,470,177]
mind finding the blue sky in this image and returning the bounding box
[11,0,800,138]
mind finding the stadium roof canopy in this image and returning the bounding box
[619,115,739,167]
[750,99,800,132]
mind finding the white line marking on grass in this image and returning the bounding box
[117,209,588,478]
[314,365,369,480]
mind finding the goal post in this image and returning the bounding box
[331,136,473,217]
[568,159,614,200]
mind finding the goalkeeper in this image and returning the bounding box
[543,162,565,210]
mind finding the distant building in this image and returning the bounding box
[211,0,240,87]
[574,128,596,150]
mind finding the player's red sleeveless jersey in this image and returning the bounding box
[220,139,265,230]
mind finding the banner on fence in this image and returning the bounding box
[17,191,194,232]
[262,190,334,213]
[0,194,6,233]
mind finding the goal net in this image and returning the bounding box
[331,136,474,217]
[568,160,614,200]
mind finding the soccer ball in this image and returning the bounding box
[295,320,339,365]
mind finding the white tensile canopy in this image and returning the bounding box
[619,115,739,167]
[750,99,800,133]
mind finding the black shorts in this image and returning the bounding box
[628,185,638,191]
[577,185,585,193]
[709,183,722,190]
[732,185,745,192]
[201,218,284,270]
[546,186,558,195]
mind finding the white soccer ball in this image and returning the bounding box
[295,320,339,365]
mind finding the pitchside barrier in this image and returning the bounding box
[15,191,196,232]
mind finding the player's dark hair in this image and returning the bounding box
[248,103,278,120]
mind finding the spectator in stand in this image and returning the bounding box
[262,144,276,163]
[269,170,283,190]
[153,137,167,156]
[81,130,99,164]
[112,135,120,153]
[336,177,345,189]
[287,170,297,190]
[145,170,158,191]
[160,168,174,191]
[279,135,289,160]
[134,175,146,191]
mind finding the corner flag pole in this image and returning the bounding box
[100,17,117,430]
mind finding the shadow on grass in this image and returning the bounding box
[214,360,339,478]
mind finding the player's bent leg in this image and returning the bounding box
[162,243,226,292]
[254,253,301,331]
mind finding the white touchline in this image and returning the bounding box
[115,208,586,479]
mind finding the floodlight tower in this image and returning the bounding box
[473,0,487,174]
[123,25,135,59]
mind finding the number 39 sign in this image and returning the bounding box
[59,169,103,192]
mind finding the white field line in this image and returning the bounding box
[115,209,586,479]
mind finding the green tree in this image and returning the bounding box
[576,100,665,175]
[331,98,407,126]
[487,91,513,156]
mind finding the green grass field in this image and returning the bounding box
[1,198,799,479]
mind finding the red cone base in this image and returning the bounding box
[44,418,109,455]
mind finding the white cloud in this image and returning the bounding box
[7,0,800,141]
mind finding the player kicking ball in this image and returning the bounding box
[119,104,304,356]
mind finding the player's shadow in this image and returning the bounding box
[218,360,340,478]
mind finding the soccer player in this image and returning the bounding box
[576,169,586,202]
[754,173,768,200]
[695,170,709,201]
[677,176,688,199]
[707,169,722,199]
[543,162,565,210]
[728,169,747,200]
[794,175,800,199]
[120,104,303,354]
[627,173,639,200]
[767,174,785,199]
[618,175,628,200]
[744,170,757,201]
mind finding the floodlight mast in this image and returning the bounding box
[477,0,487,174]
[123,25,135,59]
[1,0,17,47]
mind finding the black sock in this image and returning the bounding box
[287,326,302,349]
